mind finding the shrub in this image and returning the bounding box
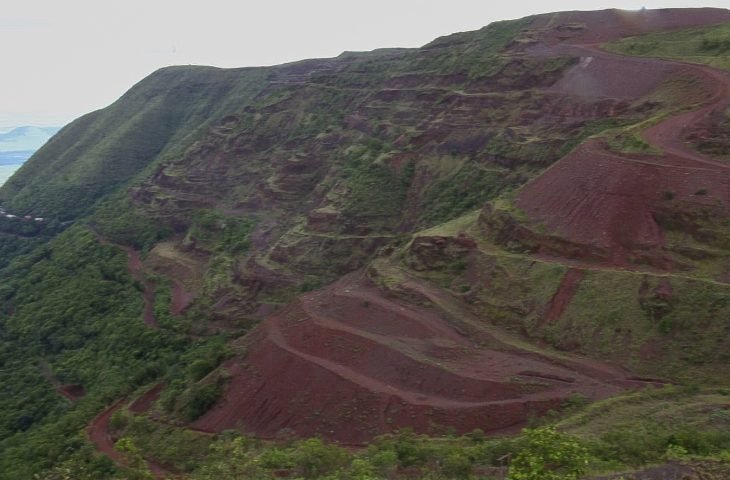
[291,438,349,479]
[508,426,588,480]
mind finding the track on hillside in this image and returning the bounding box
[518,29,730,270]
[191,10,730,444]
[192,271,659,444]
[87,394,170,479]
[85,6,730,458]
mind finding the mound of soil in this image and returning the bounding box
[192,272,639,444]
[549,53,673,100]
[515,38,730,270]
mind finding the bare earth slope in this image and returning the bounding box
[516,20,730,270]
[193,272,639,443]
[189,8,730,444]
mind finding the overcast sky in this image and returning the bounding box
[1,0,727,130]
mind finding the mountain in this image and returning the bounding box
[0,126,60,155]
[2,8,730,479]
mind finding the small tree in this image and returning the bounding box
[194,436,267,480]
[508,426,589,480]
[291,438,350,479]
[115,437,155,480]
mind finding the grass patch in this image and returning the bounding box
[342,144,411,219]
[605,23,730,71]
[420,163,510,226]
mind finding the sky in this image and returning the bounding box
[1,0,727,131]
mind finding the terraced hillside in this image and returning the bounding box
[2,7,730,480]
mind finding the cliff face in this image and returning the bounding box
[2,8,730,475]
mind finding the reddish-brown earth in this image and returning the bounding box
[40,360,86,402]
[96,236,159,327]
[185,10,730,445]
[88,399,170,479]
[192,271,652,444]
[543,268,585,325]
[516,36,730,270]
[124,247,160,327]
[57,384,85,402]
[129,383,165,414]
[88,402,128,467]
[170,279,194,315]
[81,7,730,462]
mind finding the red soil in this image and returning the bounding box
[96,8,730,453]
[170,279,194,315]
[142,280,157,327]
[88,401,128,466]
[88,399,170,479]
[57,384,85,402]
[549,52,674,100]
[40,361,86,402]
[124,247,160,327]
[118,238,194,319]
[190,10,730,444]
[192,272,644,444]
[96,235,159,327]
[129,383,165,414]
[517,40,730,270]
[544,268,585,325]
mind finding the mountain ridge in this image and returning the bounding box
[2,8,730,479]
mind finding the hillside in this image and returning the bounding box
[2,7,730,480]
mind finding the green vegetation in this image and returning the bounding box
[541,268,730,383]
[561,386,730,470]
[91,195,170,250]
[417,18,533,79]
[0,67,269,220]
[509,426,588,480]
[0,226,225,479]
[0,208,66,269]
[185,209,254,255]
[113,413,212,473]
[606,129,661,154]
[605,23,730,71]
[46,390,730,479]
[1,9,730,480]
[342,143,411,219]
[420,164,510,226]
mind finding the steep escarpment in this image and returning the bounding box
[3,7,730,480]
[0,66,271,220]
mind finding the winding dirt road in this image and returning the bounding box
[87,397,170,479]
[518,37,730,271]
[191,269,660,444]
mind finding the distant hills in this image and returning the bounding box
[0,126,60,154]
[0,126,59,185]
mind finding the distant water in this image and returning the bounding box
[0,164,21,187]
[0,151,32,187]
